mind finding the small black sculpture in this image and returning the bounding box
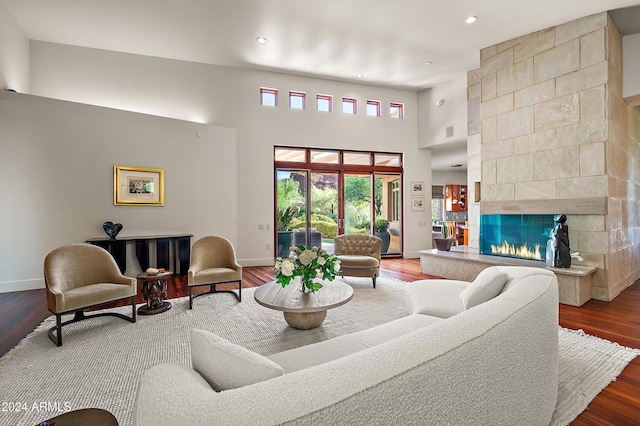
[103,221,123,240]
[546,214,571,268]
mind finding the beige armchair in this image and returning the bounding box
[188,236,242,309]
[44,243,137,346]
[333,234,382,288]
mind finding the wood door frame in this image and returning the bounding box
[274,146,404,256]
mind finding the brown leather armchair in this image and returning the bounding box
[188,236,242,309]
[44,244,137,346]
[333,234,382,288]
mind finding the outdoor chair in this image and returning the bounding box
[293,228,323,248]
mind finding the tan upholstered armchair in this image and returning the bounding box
[44,243,137,346]
[188,236,242,309]
[333,234,382,288]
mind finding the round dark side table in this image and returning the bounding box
[136,271,173,315]
[36,408,118,425]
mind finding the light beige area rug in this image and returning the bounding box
[1,277,638,426]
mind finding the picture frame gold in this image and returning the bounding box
[114,165,165,206]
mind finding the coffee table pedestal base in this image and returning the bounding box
[284,310,327,330]
[254,280,353,330]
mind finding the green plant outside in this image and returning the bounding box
[278,173,389,239]
[310,185,337,220]
[360,217,389,234]
[309,212,335,223]
[348,227,368,234]
[290,218,338,239]
[277,178,304,209]
[345,176,383,217]
[374,218,389,233]
[276,206,299,232]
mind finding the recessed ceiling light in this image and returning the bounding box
[356,73,364,78]
[256,36,267,44]
[465,16,478,24]
[436,99,445,107]
[424,61,432,66]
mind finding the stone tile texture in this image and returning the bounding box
[468,11,639,301]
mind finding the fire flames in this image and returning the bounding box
[490,240,542,261]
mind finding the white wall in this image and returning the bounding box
[432,170,468,186]
[623,33,640,106]
[0,91,237,292]
[417,75,468,148]
[0,2,29,92]
[25,41,432,269]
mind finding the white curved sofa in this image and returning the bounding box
[134,266,559,426]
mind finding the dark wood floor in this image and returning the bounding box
[1,258,638,425]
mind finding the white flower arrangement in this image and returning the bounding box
[274,245,341,293]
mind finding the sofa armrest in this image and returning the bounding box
[134,363,215,426]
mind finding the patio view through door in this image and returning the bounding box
[310,172,339,253]
[343,174,371,238]
[275,147,403,257]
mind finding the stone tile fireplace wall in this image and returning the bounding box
[466,12,640,301]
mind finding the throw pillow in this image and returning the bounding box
[459,268,508,310]
[190,329,284,391]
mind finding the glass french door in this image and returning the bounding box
[276,170,339,255]
[276,170,402,256]
[275,147,403,257]
[374,173,402,255]
[309,172,338,253]
[275,170,307,258]
[343,174,372,235]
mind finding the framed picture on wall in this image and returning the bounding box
[410,181,425,196]
[114,165,165,206]
[411,197,425,212]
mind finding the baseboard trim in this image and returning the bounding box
[242,255,416,265]
[402,252,420,259]
[239,258,275,267]
[0,278,45,293]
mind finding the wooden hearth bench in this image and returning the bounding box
[419,247,596,307]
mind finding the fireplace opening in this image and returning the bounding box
[479,214,555,261]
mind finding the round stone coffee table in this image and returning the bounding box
[254,280,354,330]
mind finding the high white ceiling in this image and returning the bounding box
[4,0,640,170]
[5,0,640,90]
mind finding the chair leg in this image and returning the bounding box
[190,281,242,307]
[47,296,137,346]
[372,274,377,289]
[131,296,137,323]
[56,313,62,346]
[47,313,63,346]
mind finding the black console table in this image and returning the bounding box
[86,234,192,275]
